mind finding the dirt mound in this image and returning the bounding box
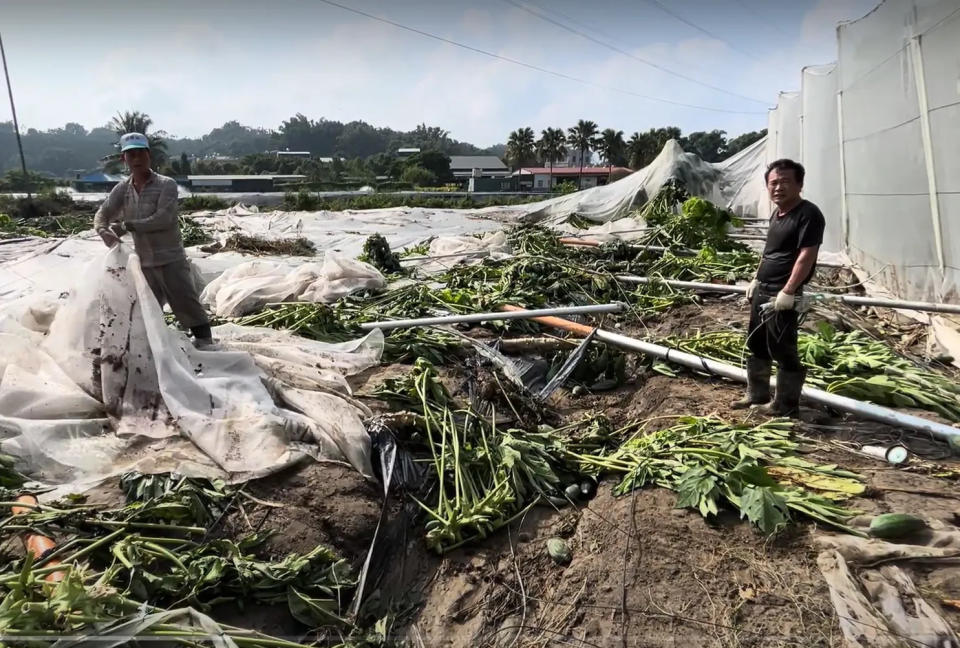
[243,461,383,565]
[402,486,833,648]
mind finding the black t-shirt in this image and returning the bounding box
[756,199,826,288]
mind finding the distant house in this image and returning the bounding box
[72,171,126,192]
[511,166,633,192]
[397,148,421,158]
[273,150,311,159]
[449,155,511,191]
[186,175,306,192]
[450,156,510,179]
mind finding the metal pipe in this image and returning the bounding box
[500,305,960,441]
[593,328,960,442]
[559,238,698,257]
[359,302,626,331]
[618,276,747,294]
[399,250,491,264]
[617,275,960,315]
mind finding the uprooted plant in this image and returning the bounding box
[375,360,864,552]
[568,416,864,535]
[373,358,611,553]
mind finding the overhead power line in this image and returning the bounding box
[641,0,767,63]
[315,0,766,115]
[501,0,769,105]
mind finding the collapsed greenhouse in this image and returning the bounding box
[1,1,960,645]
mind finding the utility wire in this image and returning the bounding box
[501,0,769,105]
[315,0,766,115]
[640,0,767,63]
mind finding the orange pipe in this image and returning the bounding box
[12,495,64,582]
[500,305,595,337]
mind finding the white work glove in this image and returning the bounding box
[774,290,795,311]
[745,279,758,301]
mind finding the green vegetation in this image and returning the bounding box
[567,119,600,189]
[373,359,862,552]
[358,233,403,274]
[598,128,627,169]
[535,127,567,187]
[0,169,58,192]
[571,416,863,535]
[180,194,229,211]
[180,216,214,246]
[0,472,357,645]
[221,233,316,256]
[399,165,437,187]
[506,127,537,170]
[0,189,94,238]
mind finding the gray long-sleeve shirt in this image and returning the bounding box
[93,171,186,267]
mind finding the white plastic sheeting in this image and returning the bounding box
[403,231,513,274]
[766,91,802,164]
[523,140,738,224]
[201,255,386,318]
[188,203,523,260]
[765,0,960,305]
[0,245,381,493]
[799,64,844,254]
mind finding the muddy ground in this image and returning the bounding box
[219,294,960,647]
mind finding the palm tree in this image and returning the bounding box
[109,110,169,168]
[506,127,536,191]
[627,132,645,169]
[566,120,600,190]
[598,128,626,177]
[536,127,567,192]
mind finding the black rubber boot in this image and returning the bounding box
[730,357,772,409]
[761,368,806,418]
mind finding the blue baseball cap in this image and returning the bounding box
[119,132,149,152]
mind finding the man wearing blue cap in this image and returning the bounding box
[94,132,214,348]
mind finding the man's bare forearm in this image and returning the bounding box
[783,246,819,294]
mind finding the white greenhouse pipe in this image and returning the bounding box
[616,275,960,315]
[359,302,626,331]
[500,305,960,440]
[590,329,960,442]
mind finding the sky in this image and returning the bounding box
[1,0,879,147]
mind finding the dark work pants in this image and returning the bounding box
[746,286,803,371]
[142,259,211,337]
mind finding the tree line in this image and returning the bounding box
[506,121,766,186]
[1,110,765,189]
[0,113,503,180]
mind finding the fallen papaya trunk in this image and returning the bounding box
[500,305,960,443]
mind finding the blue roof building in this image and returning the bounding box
[72,171,126,192]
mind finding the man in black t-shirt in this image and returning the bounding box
[731,159,826,417]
